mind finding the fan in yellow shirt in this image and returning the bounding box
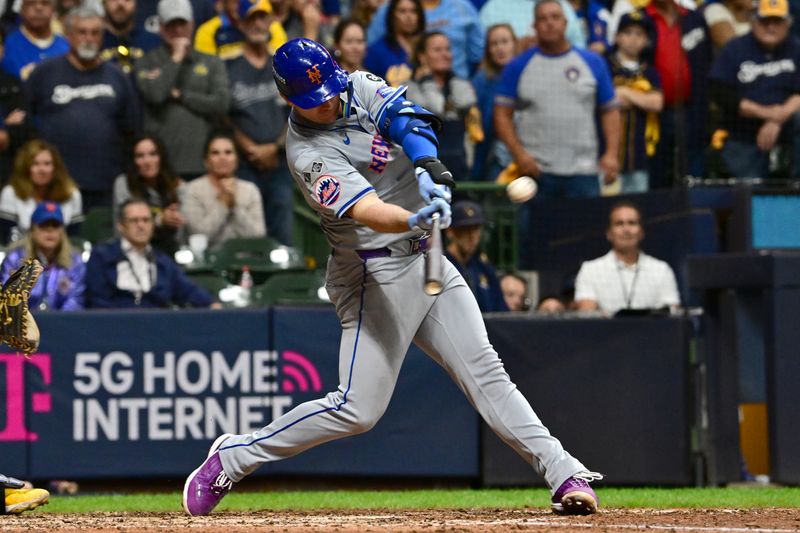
[194,0,288,59]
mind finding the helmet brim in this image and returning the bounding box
[287,69,349,109]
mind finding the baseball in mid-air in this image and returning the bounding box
[506,176,537,203]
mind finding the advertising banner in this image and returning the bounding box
[0,308,479,479]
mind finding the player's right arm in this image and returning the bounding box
[291,147,449,230]
[348,192,414,233]
[348,192,451,233]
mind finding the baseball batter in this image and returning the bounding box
[183,38,601,517]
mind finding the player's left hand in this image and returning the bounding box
[408,198,452,231]
[415,168,451,204]
[415,157,456,189]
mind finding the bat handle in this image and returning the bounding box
[424,213,443,296]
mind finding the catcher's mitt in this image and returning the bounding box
[0,258,42,356]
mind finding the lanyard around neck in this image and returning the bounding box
[123,252,154,305]
[617,262,640,309]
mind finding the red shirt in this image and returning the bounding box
[646,4,692,105]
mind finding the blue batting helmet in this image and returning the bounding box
[273,38,349,109]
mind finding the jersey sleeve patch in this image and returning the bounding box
[314,175,341,207]
[299,159,330,188]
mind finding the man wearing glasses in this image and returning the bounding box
[85,199,219,308]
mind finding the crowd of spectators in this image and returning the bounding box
[0,0,795,312]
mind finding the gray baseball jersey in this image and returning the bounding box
[217,71,590,492]
[287,71,425,251]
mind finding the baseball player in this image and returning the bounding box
[183,38,602,517]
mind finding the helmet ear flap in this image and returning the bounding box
[272,38,348,109]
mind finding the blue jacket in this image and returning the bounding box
[0,246,86,311]
[446,251,508,313]
[86,239,213,309]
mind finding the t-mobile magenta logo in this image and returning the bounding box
[0,354,52,441]
[280,351,322,393]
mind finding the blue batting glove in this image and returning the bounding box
[416,168,452,204]
[408,198,452,231]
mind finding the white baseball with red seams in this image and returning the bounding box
[506,176,538,203]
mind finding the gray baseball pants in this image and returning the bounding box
[219,250,586,491]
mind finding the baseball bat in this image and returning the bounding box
[424,213,443,296]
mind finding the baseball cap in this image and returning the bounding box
[755,0,789,19]
[239,0,273,19]
[450,201,485,228]
[31,201,64,226]
[617,11,652,33]
[158,0,193,23]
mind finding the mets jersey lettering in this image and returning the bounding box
[369,135,390,173]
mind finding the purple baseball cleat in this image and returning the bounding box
[183,434,235,516]
[551,471,603,515]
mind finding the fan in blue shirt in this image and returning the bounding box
[0,0,69,80]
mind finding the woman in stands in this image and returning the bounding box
[364,0,424,86]
[113,135,186,255]
[332,19,367,73]
[0,139,83,244]
[471,23,517,181]
[0,201,85,311]
[183,133,265,251]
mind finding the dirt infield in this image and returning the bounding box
[3,508,800,532]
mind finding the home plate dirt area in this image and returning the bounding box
[3,508,800,532]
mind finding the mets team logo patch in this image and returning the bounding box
[307,64,323,85]
[315,175,341,206]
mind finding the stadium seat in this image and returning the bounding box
[80,206,115,244]
[68,236,92,262]
[186,273,231,300]
[204,237,306,284]
[251,271,330,306]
